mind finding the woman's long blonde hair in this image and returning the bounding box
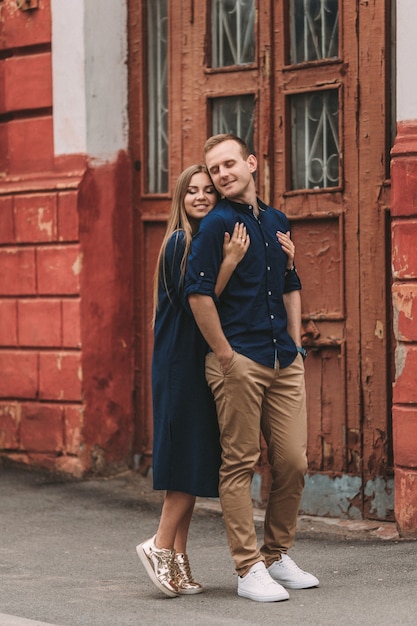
[152,164,214,326]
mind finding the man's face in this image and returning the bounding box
[205,140,257,203]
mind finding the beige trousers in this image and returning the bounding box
[205,351,308,576]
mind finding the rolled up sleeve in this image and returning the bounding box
[185,213,225,298]
[283,267,302,293]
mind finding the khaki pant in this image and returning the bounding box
[205,351,308,576]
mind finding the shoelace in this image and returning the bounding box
[250,569,276,586]
[175,555,195,583]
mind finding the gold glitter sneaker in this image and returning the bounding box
[136,535,179,597]
[174,553,203,595]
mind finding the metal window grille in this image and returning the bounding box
[211,0,255,67]
[211,95,255,152]
[147,0,168,193]
[289,0,339,64]
[291,90,339,190]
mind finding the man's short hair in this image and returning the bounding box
[203,134,250,160]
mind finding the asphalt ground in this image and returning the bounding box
[1,465,416,626]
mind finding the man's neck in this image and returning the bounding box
[227,193,259,215]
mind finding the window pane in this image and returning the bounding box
[290,0,339,64]
[290,90,339,190]
[147,0,168,193]
[211,0,255,67]
[211,95,255,152]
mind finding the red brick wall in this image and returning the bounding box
[391,121,417,537]
[0,1,134,476]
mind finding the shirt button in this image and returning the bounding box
[199,271,205,276]
[268,291,272,296]
[270,314,274,319]
[265,242,269,247]
[273,338,277,343]
[267,266,271,271]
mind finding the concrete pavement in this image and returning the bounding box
[1,465,416,626]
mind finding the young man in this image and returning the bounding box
[185,134,319,602]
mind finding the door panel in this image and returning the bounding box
[273,1,363,514]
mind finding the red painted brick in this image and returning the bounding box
[55,456,85,477]
[62,299,81,348]
[0,1,51,50]
[58,192,79,242]
[64,405,83,454]
[19,450,60,472]
[391,157,417,217]
[392,283,417,342]
[393,346,417,404]
[14,193,57,243]
[3,53,52,114]
[0,403,20,448]
[392,220,417,279]
[20,403,64,452]
[0,299,17,345]
[39,351,82,401]
[0,248,36,296]
[395,467,417,538]
[7,117,54,174]
[0,62,4,112]
[0,122,8,173]
[393,406,417,469]
[18,299,61,347]
[0,350,38,398]
[0,196,14,244]
[55,154,87,174]
[37,245,81,295]
[3,453,30,466]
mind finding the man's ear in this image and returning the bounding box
[247,154,257,173]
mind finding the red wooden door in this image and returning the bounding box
[129,0,393,519]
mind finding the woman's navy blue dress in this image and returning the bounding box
[152,231,221,497]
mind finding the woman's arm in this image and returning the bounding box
[214,222,250,297]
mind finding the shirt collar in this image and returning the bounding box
[228,197,267,214]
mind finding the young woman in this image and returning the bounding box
[136,164,250,597]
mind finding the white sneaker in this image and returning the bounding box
[237,561,290,602]
[268,554,319,589]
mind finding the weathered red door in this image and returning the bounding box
[129,0,393,519]
[272,1,393,520]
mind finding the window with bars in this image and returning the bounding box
[143,0,342,194]
[290,89,339,190]
[146,0,168,193]
[288,1,340,191]
[210,2,256,150]
[211,95,255,152]
[211,0,256,68]
[289,0,339,64]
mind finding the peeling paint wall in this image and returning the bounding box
[0,0,134,476]
[390,0,417,535]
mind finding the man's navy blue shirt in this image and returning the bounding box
[185,198,302,369]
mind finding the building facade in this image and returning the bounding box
[0,0,416,535]
[391,0,417,536]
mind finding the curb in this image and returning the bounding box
[194,498,401,541]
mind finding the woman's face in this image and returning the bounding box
[184,171,217,226]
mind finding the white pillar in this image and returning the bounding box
[51,0,128,161]
[396,0,417,122]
